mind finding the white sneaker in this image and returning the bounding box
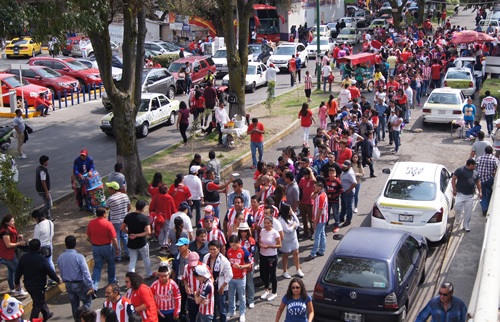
[283,271,291,279]
[354,208,358,213]
[9,289,16,294]
[227,312,233,319]
[254,264,259,271]
[13,289,28,296]
[267,293,277,301]
[240,314,246,322]
[260,290,270,300]
[249,303,255,309]
[19,154,27,159]
[297,269,305,277]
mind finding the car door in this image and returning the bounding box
[157,94,171,124]
[191,61,202,84]
[395,244,414,306]
[260,64,268,86]
[153,69,168,94]
[440,167,453,214]
[148,96,161,127]
[401,237,424,301]
[143,71,157,93]
[297,44,306,64]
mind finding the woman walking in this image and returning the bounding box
[167,217,190,257]
[274,278,314,322]
[351,153,364,214]
[176,101,190,147]
[0,215,28,296]
[238,222,257,309]
[167,174,192,210]
[304,71,313,102]
[177,67,186,95]
[318,101,328,130]
[389,109,404,154]
[326,94,338,124]
[259,216,281,302]
[125,272,158,322]
[298,103,315,147]
[277,203,303,279]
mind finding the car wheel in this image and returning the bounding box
[47,86,57,98]
[167,86,176,100]
[250,82,256,93]
[139,122,149,137]
[166,111,176,126]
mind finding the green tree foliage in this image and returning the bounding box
[0,0,27,39]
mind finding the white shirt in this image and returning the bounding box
[33,219,54,247]
[365,33,372,42]
[203,253,233,291]
[321,65,332,77]
[265,66,278,82]
[184,174,204,200]
[259,228,280,256]
[215,107,230,125]
[404,87,413,104]
[482,97,498,116]
[339,89,351,107]
[169,211,194,235]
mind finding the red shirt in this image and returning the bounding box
[167,184,192,210]
[431,64,442,80]
[0,227,17,260]
[103,296,135,322]
[226,246,250,279]
[150,193,176,220]
[348,86,361,100]
[126,284,158,322]
[87,217,117,246]
[313,191,329,223]
[288,58,297,72]
[400,51,411,63]
[298,177,315,205]
[247,122,265,142]
[299,110,313,127]
[337,148,353,166]
[150,279,181,314]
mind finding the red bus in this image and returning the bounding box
[250,4,284,43]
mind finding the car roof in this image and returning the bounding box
[172,56,207,63]
[429,87,462,94]
[389,161,442,182]
[446,67,472,74]
[141,92,164,99]
[335,227,407,260]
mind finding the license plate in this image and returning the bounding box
[14,49,19,55]
[344,312,362,322]
[399,214,413,222]
[438,110,447,115]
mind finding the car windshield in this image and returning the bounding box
[36,68,61,78]
[65,60,89,71]
[275,46,295,55]
[247,66,256,75]
[384,180,436,201]
[447,71,471,80]
[340,29,353,35]
[427,93,460,105]
[157,42,179,52]
[324,257,390,289]
[141,70,150,82]
[138,99,150,112]
[213,50,227,58]
[248,45,261,54]
[327,23,337,29]
[2,76,22,88]
[310,39,329,46]
[168,62,184,73]
[78,60,93,69]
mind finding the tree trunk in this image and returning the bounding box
[417,0,426,25]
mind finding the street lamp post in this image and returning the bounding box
[316,0,321,90]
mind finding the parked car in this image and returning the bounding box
[267,42,308,72]
[369,18,390,31]
[442,67,476,97]
[141,68,177,98]
[75,58,122,81]
[62,37,80,56]
[148,41,193,57]
[422,87,466,124]
[248,43,273,64]
[5,37,42,58]
[222,62,269,93]
[0,73,52,107]
[4,65,79,96]
[100,93,179,137]
[371,162,454,242]
[28,57,102,88]
[338,17,356,29]
[313,227,428,322]
[334,28,361,45]
[211,48,253,75]
[310,25,331,38]
[71,40,119,57]
[381,2,394,13]
[306,37,336,58]
[167,56,216,89]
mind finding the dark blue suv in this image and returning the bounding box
[312,227,427,322]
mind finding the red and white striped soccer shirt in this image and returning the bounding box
[207,227,226,246]
[225,208,251,232]
[313,191,329,224]
[198,278,214,316]
[103,296,135,322]
[259,185,275,203]
[150,279,181,314]
[181,261,212,293]
[198,217,220,229]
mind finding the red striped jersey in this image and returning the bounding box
[150,279,181,314]
[226,246,250,279]
[198,278,214,315]
[259,185,275,203]
[181,262,211,293]
[206,227,226,245]
[197,217,220,229]
[313,191,329,223]
[103,296,136,322]
[225,208,251,232]
[256,205,279,226]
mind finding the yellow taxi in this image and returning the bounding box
[5,37,42,58]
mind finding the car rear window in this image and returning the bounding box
[324,257,389,289]
[427,93,460,105]
[384,180,436,201]
[447,71,471,80]
[168,62,183,73]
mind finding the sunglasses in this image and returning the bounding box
[291,286,301,290]
[232,185,238,188]
[439,292,449,296]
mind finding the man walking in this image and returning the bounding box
[288,55,297,87]
[470,131,492,159]
[416,282,467,322]
[103,283,137,322]
[57,235,93,322]
[87,207,119,294]
[105,181,131,261]
[184,166,204,223]
[305,182,328,261]
[339,160,357,227]
[206,150,221,184]
[452,159,481,232]
[13,109,26,159]
[481,90,498,136]
[121,200,154,279]
[247,118,265,169]
[15,239,61,321]
[476,146,497,216]
[36,155,53,221]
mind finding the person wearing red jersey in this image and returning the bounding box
[325,168,343,233]
[167,174,192,210]
[196,206,221,230]
[348,83,361,101]
[202,213,226,255]
[150,184,176,248]
[124,272,158,322]
[34,93,52,116]
[238,223,257,309]
[103,283,137,322]
[386,76,400,93]
[431,59,442,90]
[247,118,265,169]
[255,174,275,202]
[182,252,212,322]
[305,183,328,261]
[226,235,251,322]
[298,168,316,240]
[150,261,181,322]
[202,170,232,218]
[223,196,251,238]
[194,265,215,322]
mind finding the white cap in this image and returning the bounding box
[190,165,201,174]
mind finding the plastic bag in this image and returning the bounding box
[373,146,381,159]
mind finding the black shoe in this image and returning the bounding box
[309,234,314,241]
[339,218,345,223]
[316,253,325,257]
[341,221,351,227]
[45,312,54,321]
[91,291,97,299]
[370,175,377,178]
[304,255,316,262]
[483,210,487,216]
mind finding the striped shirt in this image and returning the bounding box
[304,75,313,90]
[224,208,251,232]
[197,217,220,230]
[259,185,275,203]
[206,227,226,246]
[106,192,130,224]
[182,262,212,293]
[422,66,431,80]
[198,279,214,315]
[150,279,181,314]
[103,297,136,322]
[313,191,329,223]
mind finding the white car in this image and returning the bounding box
[422,88,467,124]
[338,17,356,28]
[72,41,119,57]
[371,162,454,242]
[100,93,179,137]
[306,37,336,58]
[267,42,308,72]
[222,62,269,93]
[335,28,361,45]
[76,58,122,81]
[212,48,253,75]
[369,19,389,30]
[442,67,476,97]
[310,25,331,38]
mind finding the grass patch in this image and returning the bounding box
[480,78,500,100]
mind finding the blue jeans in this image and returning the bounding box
[377,117,386,141]
[480,177,494,212]
[191,199,202,224]
[91,244,116,291]
[129,243,153,277]
[113,223,129,259]
[422,80,430,96]
[416,87,423,104]
[228,277,246,316]
[215,290,227,322]
[186,76,192,94]
[0,256,18,289]
[250,141,263,167]
[328,202,340,226]
[195,313,213,322]
[340,191,354,223]
[393,130,401,152]
[475,76,482,91]
[66,281,92,322]
[212,205,220,218]
[38,192,52,220]
[354,183,361,208]
[310,222,326,256]
[246,269,255,305]
[485,114,494,134]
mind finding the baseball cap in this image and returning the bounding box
[188,252,200,267]
[105,181,120,190]
[204,214,214,221]
[343,160,352,167]
[179,202,190,211]
[80,149,88,156]
[175,237,189,247]
[204,205,213,213]
[190,165,201,174]
[194,265,211,279]
[270,63,275,67]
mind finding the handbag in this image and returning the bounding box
[373,146,381,159]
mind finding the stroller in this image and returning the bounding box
[72,170,106,212]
